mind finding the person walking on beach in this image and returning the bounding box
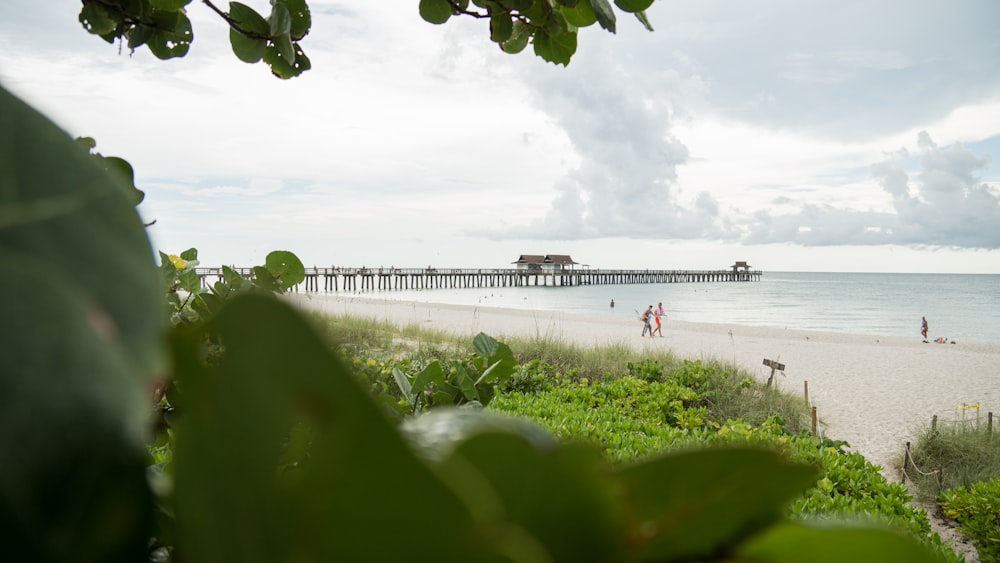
[641,305,653,337]
[921,316,929,342]
[652,302,665,337]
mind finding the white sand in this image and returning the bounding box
[286,293,1000,478]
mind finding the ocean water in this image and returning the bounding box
[318,272,1000,344]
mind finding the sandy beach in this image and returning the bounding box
[286,293,1000,477]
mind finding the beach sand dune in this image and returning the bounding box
[288,293,1000,477]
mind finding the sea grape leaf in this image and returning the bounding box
[445,431,627,563]
[269,2,292,36]
[613,0,653,13]
[263,41,311,78]
[230,1,270,33]
[559,0,598,27]
[79,1,118,36]
[590,0,617,32]
[737,521,947,563]
[616,448,817,561]
[501,20,533,54]
[146,9,193,59]
[532,24,578,66]
[149,0,192,10]
[0,85,162,560]
[490,14,513,43]
[420,0,453,24]
[229,2,269,62]
[264,249,305,291]
[277,0,312,40]
[171,295,503,563]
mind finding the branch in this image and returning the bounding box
[202,0,271,40]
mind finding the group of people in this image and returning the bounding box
[640,303,666,337]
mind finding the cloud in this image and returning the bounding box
[744,132,1000,248]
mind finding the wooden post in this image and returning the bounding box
[803,380,809,408]
[762,358,785,389]
[932,415,938,434]
[902,441,911,482]
[989,412,993,436]
[811,406,817,436]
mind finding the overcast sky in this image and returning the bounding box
[2,1,999,272]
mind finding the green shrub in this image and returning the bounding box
[940,475,1000,562]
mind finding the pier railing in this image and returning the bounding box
[195,267,762,292]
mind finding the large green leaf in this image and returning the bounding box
[590,0,617,32]
[616,448,817,561]
[79,1,119,36]
[559,0,598,27]
[149,0,192,10]
[172,295,503,562]
[229,2,269,62]
[420,0,453,24]
[446,431,627,563]
[264,249,304,291]
[277,0,312,40]
[147,9,193,59]
[0,85,162,560]
[532,24,578,66]
[613,0,653,13]
[263,41,311,79]
[738,521,948,563]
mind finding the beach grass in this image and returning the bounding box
[907,419,1000,498]
[313,310,812,438]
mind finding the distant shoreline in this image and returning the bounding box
[286,292,1000,480]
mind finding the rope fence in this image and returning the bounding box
[900,406,994,491]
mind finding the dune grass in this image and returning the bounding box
[907,417,1000,499]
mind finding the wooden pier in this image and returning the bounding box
[195,266,762,292]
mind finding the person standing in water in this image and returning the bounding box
[921,316,929,342]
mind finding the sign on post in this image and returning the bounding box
[763,358,786,388]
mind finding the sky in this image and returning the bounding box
[1,0,999,273]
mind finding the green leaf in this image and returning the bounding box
[229,2,269,62]
[392,367,415,404]
[264,250,304,291]
[149,0,192,10]
[490,14,514,43]
[446,433,626,563]
[229,33,265,63]
[0,84,162,561]
[559,0,598,27]
[633,9,654,31]
[276,0,311,40]
[420,0,453,24]
[613,0,653,13]
[126,23,154,50]
[79,1,119,36]
[501,20,533,54]
[274,32,296,64]
[532,24,578,66]
[179,247,198,261]
[617,448,817,561]
[263,41,311,79]
[738,521,947,563]
[172,295,502,562]
[268,2,292,36]
[146,9,193,59]
[229,2,270,34]
[589,0,617,32]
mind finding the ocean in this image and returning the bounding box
[318,272,1000,344]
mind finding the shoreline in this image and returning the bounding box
[286,293,1000,477]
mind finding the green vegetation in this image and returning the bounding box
[908,418,1000,560]
[0,81,972,562]
[78,0,658,78]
